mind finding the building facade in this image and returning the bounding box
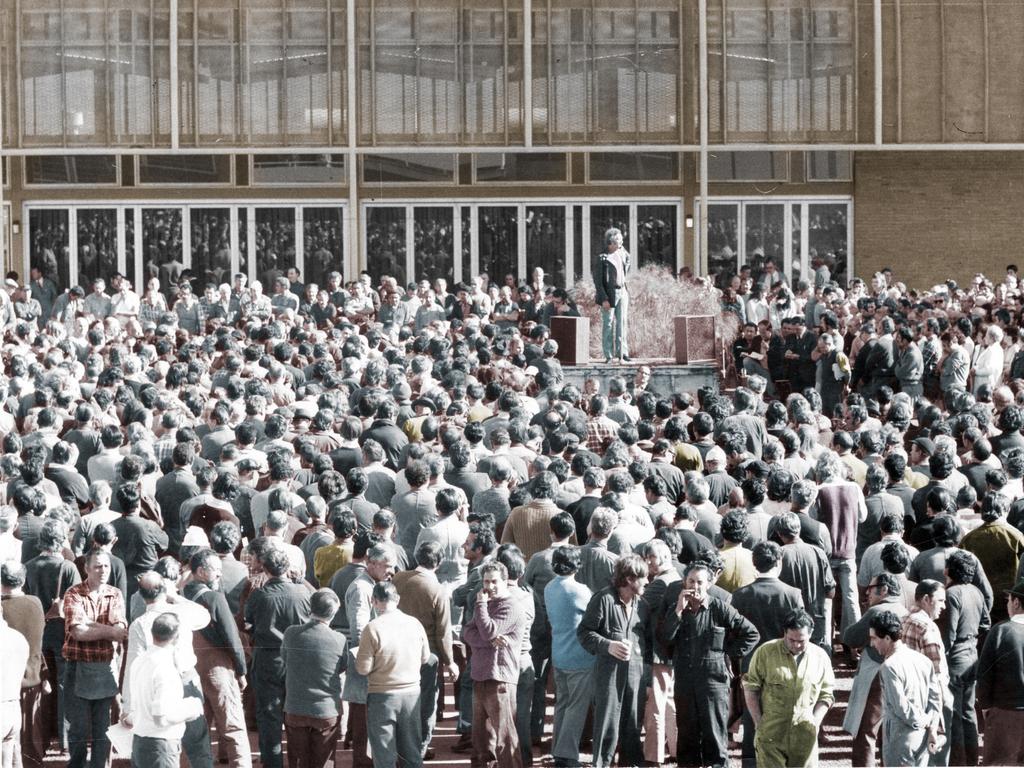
[0,0,1016,294]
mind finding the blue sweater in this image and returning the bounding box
[545,576,595,671]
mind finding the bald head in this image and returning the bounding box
[136,571,167,604]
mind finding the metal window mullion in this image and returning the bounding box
[14,0,23,148]
[806,2,814,142]
[133,208,143,293]
[347,0,358,279]
[503,0,509,146]
[628,202,637,266]
[517,202,526,278]
[170,0,179,148]
[782,200,792,280]
[370,0,377,143]
[116,206,126,277]
[296,206,305,278]
[581,204,591,281]
[982,0,989,141]
[699,0,709,276]
[545,0,552,145]
[523,0,532,146]
[564,203,573,288]
[246,205,256,284]
[68,208,79,287]
[469,204,479,277]
[634,0,640,141]
[893,0,900,144]
[763,0,772,142]
[192,0,200,146]
[182,206,191,269]
[104,0,113,145]
[326,0,333,143]
[229,205,239,285]
[280,3,287,141]
[800,201,809,282]
[59,0,67,145]
[719,0,727,144]
[939,0,945,142]
[453,204,463,283]
[405,205,415,282]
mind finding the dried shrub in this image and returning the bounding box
[573,265,739,361]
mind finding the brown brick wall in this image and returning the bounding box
[854,152,1024,289]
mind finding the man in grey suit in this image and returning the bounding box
[894,327,925,401]
[939,331,970,403]
[155,442,201,555]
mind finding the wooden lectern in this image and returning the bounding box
[550,316,590,366]
[674,315,716,364]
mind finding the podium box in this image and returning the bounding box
[674,315,716,364]
[550,316,590,366]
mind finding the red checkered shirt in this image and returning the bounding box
[62,582,126,663]
[586,415,620,453]
[901,608,949,685]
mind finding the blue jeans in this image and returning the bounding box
[601,292,629,359]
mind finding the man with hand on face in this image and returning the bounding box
[743,609,834,768]
[659,561,759,768]
[463,561,525,768]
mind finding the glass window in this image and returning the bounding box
[253,155,347,185]
[589,205,630,277]
[125,209,138,290]
[77,209,119,289]
[526,206,566,286]
[19,1,173,147]
[474,154,568,183]
[362,154,456,184]
[190,209,233,288]
[477,207,518,284]
[588,153,680,182]
[707,151,788,181]
[237,208,250,282]
[706,203,739,288]
[303,207,345,289]
[744,204,785,273]
[29,209,71,291]
[461,206,472,283]
[413,207,454,283]
[365,207,407,285]
[809,203,849,286]
[358,0,522,145]
[25,155,118,185]
[533,1,681,144]
[254,208,296,290]
[806,151,852,181]
[141,208,184,298]
[637,205,677,270]
[138,155,233,185]
[1,206,10,274]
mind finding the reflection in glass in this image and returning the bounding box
[77,209,118,289]
[125,209,137,289]
[255,209,296,291]
[237,208,249,281]
[589,205,629,279]
[29,209,70,290]
[190,209,232,288]
[637,205,676,270]
[809,204,848,286]
[707,204,739,288]
[526,206,566,286]
[477,207,518,286]
[142,209,185,298]
[365,208,407,285]
[744,204,785,271]
[413,208,454,283]
[461,207,472,283]
[304,208,344,289]
[790,205,802,287]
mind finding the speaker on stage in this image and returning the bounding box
[674,315,716,364]
[550,315,590,366]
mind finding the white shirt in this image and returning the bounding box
[123,598,210,712]
[111,289,141,318]
[127,645,202,739]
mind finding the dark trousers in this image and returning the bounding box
[131,735,181,768]
[182,677,214,768]
[982,707,1024,766]
[675,677,730,768]
[284,712,340,768]
[65,688,112,768]
[367,691,422,768]
[348,702,372,768]
[948,655,979,766]
[529,639,552,741]
[418,655,440,757]
[852,674,883,768]
[472,680,523,768]
[591,656,643,768]
[20,682,46,768]
[515,663,535,763]
[252,653,286,768]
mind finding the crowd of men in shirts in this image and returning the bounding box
[3,258,1024,768]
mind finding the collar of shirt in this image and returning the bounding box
[1011,614,1024,625]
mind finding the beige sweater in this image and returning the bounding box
[354,609,430,694]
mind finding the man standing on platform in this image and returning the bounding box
[595,228,631,363]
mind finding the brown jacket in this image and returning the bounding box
[392,568,453,666]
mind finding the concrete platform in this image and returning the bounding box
[559,357,719,397]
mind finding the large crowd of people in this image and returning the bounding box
[3,253,1024,768]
